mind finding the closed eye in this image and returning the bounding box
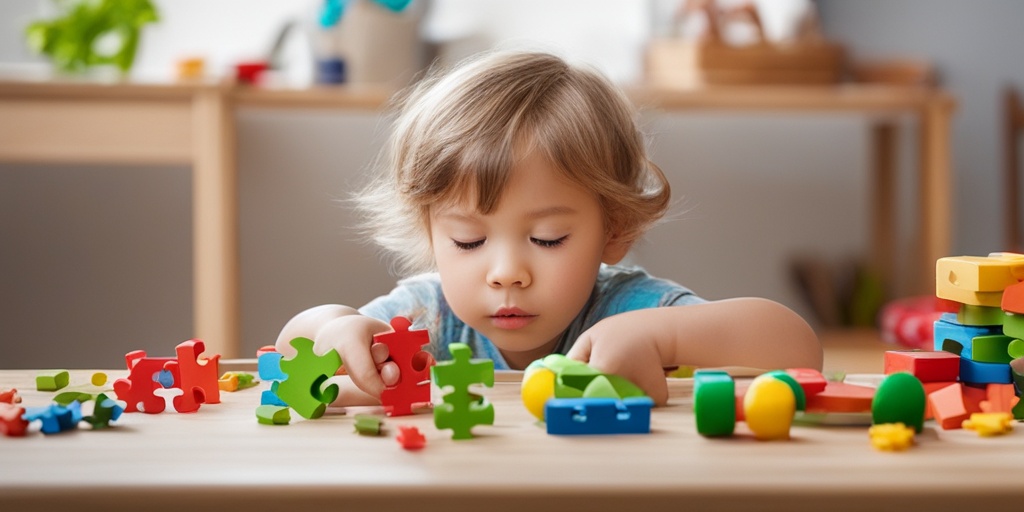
[452,238,485,251]
[531,235,568,248]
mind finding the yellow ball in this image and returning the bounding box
[743,374,796,441]
[521,367,556,421]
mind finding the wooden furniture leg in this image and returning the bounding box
[918,97,954,295]
[870,121,897,298]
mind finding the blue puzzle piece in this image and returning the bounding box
[24,402,81,435]
[152,369,175,389]
[258,351,287,381]
[934,313,1000,359]
[261,385,288,407]
[545,397,654,435]
[959,358,1012,384]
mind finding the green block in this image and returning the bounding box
[693,370,736,437]
[354,413,384,436]
[256,405,291,425]
[971,335,1014,364]
[554,364,601,398]
[1002,312,1024,339]
[36,370,70,392]
[1008,339,1024,359]
[958,304,1004,326]
[766,370,807,411]
[871,372,926,433]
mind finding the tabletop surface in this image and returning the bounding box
[1,367,1022,512]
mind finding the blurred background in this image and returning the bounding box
[2,0,1023,368]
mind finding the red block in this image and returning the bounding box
[927,383,986,429]
[784,368,827,396]
[805,382,876,413]
[884,351,961,382]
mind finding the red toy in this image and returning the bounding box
[113,339,220,413]
[395,425,426,450]
[0,388,21,404]
[0,403,28,437]
[374,317,434,416]
[883,350,960,382]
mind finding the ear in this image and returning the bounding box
[601,233,632,265]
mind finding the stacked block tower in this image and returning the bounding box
[934,253,1024,422]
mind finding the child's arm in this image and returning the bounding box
[275,304,397,399]
[566,298,822,405]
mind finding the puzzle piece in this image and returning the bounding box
[257,347,287,406]
[396,425,426,450]
[255,405,291,425]
[113,350,177,413]
[962,412,1014,436]
[868,423,915,451]
[375,317,433,416]
[0,388,21,404]
[545,397,654,435]
[277,337,342,419]
[432,343,494,440]
[354,414,384,436]
[23,402,81,435]
[170,339,221,413]
[36,370,70,391]
[0,403,28,437]
[82,393,124,429]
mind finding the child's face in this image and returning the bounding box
[429,149,620,368]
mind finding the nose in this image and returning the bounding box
[487,251,531,289]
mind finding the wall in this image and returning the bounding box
[3,0,1017,368]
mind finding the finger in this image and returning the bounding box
[331,377,382,407]
[370,342,390,365]
[565,334,593,362]
[336,341,386,398]
[378,361,400,387]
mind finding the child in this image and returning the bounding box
[275,50,822,406]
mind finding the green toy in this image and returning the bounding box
[276,337,342,420]
[765,370,807,411]
[36,370,70,392]
[82,393,123,429]
[354,414,384,436]
[432,343,494,440]
[693,370,736,437]
[871,372,926,433]
[256,405,291,425]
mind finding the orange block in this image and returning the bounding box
[804,382,875,413]
[927,383,985,429]
[922,381,957,419]
[981,383,1019,413]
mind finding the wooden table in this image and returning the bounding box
[2,368,1022,511]
[0,80,956,358]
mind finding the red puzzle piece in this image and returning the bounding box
[113,340,220,413]
[0,388,21,404]
[0,403,28,437]
[396,425,426,450]
[374,317,433,417]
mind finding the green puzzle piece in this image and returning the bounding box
[277,337,342,420]
[432,343,494,440]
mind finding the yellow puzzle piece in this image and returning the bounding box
[962,412,1014,437]
[868,423,915,452]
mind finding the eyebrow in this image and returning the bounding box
[436,206,577,221]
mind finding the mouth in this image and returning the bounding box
[490,307,537,330]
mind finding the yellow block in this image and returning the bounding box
[936,253,1024,303]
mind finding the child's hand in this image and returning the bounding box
[566,312,670,406]
[275,305,397,400]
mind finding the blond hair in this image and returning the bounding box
[357,51,671,276]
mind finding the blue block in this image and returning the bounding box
[933,313,1000,358]
[959,358,1012,384]
[545,397,653,435]
[258,351,287,381]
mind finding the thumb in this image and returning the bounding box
[565,333,593,363]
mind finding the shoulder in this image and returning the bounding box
[358,273,444,325]
[595,264,705,308]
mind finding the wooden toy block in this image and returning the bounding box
[255,405,291,425]
[959,357,1012,384]
[277,337,342,420]
[582,374,646,400]
[396,425,426,450]
[927,383,983,429]
[545,397,654,435]
[933,313,999,358]
[1001,280,1024,313]
[374,317,433,417]
[693,370,736,437]
[218,373,239,392]
[353,414,384,436]
[936,254,1024,295]
[883,350,960,382]
[82,393,123,429]
[0,403,29,437]
[805,381,876,413]
[432,343,494,440]
[970,335,1015,364]
[743,375,795,441]
[36,370,70,391]
[554,363,602,399]
[962,412,1014,436]
[871,372,926,433]
[980,383,1019,413]
[922,381,957,419]
[868,423,915,452]
[957,304,1004,326]
[784,368,827,396]
[935,288,1002,308]
[53,391,93,406]
[1002,311,1024,339]
[0,388,21,405]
